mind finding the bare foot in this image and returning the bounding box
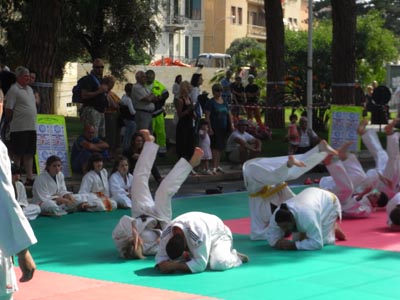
[17,249,36,282]
[357,118,369,136]
[139,129,155,142]
[322,154,333,166]
[287,155,306,168]
[237,251,249,263]
[384,118,399,136]
[318,140,338,156]
[338,141,353,161]
[335,223,347,241]
[189,147,203,168]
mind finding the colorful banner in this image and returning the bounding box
[329,105,363,152]
[35,114,71,177]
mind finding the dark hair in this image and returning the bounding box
[145,69,155,76]
[377,191,389,207]
[45,155,61,171]
[166,234,185,260]
[199,118,209,126]
[275,203,293,223]
[11,162,21,175]
[190,73,202,87]
[289,114,298,121]
[111,155,129,174]
[212,83,223,93]
[87,153,103,172]
[124,83,133,94]
[175,75,182,83]
[390,206,400,226]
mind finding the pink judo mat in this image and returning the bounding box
[224,210,400,252]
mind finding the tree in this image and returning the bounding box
[264,0,285,128]
[0,0,162,112]
[331,0,357,105]
[226,37,266,72]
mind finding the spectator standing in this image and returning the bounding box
[226,119,261,166]
[175,81,196,161]
[198,119,212,175]
[190,73,204,120]
[5,66,37,186]
[205,83,235,174]
[29,70,40,112]
[244,74,262,125]
[146,70,169,155]
[230,75,246,117]
[220,70,233,105]
[287,114,300,155]
[71,124,110,174]
[119,83,137,151]
[80,58,110,139]
[393,85,400,120]
[172,75,182,100]
[131,71,156,131]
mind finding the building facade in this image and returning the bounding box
[152,0,308,63]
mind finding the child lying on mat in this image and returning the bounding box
[112,130,203,258]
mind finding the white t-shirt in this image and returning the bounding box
[226,130,255,152]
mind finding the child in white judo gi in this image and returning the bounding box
[155,211,249,273]
[243,140,337,240]
[321,142,389,218]
[11,163,41,220]
[112,130,204,259]
[109,156,133,209]
[79,153,117,211]
[266,187,344,250]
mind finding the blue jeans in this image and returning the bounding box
[122,119,137,151]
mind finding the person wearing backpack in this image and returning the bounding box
[79,58,110,139]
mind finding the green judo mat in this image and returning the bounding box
[28,190,400,300]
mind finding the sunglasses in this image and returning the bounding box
[94,66,104,69]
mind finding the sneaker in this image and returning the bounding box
[205,169,213,175]
[216,166,225,173]
[212,168,217,174]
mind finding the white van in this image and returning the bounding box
[195,53,232,68]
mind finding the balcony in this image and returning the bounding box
[164,15,186,32]
[247,0,264,5]
[247,24,266,40]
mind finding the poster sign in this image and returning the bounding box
[35,114,71,177]
[329,105,363,152]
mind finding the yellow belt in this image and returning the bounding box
[250,182,288,199]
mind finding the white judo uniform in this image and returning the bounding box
[0,140,37,300]
[109,171,133,208]
[112,141,193,256]
[79,169,117,211]
[386,193,400,228]
[15,180,41,220]
[155,212,243,273]
[266,187,341,250]
[243,144,328,240]
[321,154,374,218]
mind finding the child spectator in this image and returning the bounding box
[79,153,117,211]
[11,163,41,220]
[120,83,137,151]
[287,114,300,154]
[109,156,133,209]
[198,119,213,175]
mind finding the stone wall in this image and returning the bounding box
[54,62,224,116]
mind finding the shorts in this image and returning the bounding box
[10,131,37,156]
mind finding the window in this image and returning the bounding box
[192,37,200,58]
[185,36,189,59]
[231,6,236,24]
[185,0,201,20]
[238,7,242,25]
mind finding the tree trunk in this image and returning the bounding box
[331,0,356,105]
[265,0,285,128]
[23,0,62,114]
